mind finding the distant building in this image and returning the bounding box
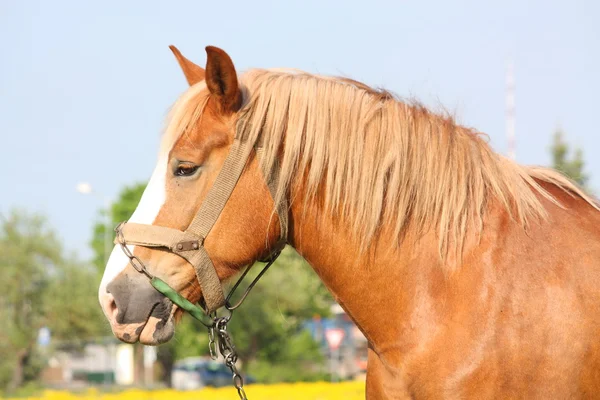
[40,339,137,388]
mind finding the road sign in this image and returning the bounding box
[325,328,345,350]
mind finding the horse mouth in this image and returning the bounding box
[113,297,176,345]
[138,297,176,345]
[138,315,175,345]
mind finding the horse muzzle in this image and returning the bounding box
[102,268,175,344]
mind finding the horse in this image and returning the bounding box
[98,45,600,399]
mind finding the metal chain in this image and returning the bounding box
[208,326,218,360]
[209,254,283,399]
[210,316,248,400]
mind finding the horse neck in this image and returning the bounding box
[287,181,447,351]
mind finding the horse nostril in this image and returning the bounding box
[103,293,119,320]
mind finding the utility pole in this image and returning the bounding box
[506,60,516,160]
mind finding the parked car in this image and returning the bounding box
[171,357,255,390]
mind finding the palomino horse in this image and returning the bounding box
[99,45,600,399]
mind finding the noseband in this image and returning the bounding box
[113,134,288,316]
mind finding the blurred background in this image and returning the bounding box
[1,0,598,398]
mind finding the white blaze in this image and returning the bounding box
[98,155,168,300]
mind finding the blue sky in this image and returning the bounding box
[1,0,598,260]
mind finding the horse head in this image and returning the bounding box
[98,46,284,345]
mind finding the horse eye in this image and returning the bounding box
[174,164,200,177]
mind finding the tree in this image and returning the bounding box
[91,183,332,384]
[226,247,331,382]
[0,210,105,392]
[44,258,109,341]
[551,128,588,187]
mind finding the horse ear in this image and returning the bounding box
[169,45,205,86]
[205,46,242,113]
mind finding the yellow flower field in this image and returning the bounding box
[6,381,366,400]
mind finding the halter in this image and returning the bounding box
[113,133,288,315]
[112,127,289,399]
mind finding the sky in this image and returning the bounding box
[1,0,598,260]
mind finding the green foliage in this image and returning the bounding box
[247,330,327,383]
[551,129,588,187]
[45,259,109,340]
[2,381,44,398]
[0,339,14,393]
[0,210,61,391]
[224,247,331,365]
[0,210,105,392]
[91,182,333,383]
[0,210,60,342]
[172,318,210,360]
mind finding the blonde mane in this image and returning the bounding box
[165,69,597,258]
